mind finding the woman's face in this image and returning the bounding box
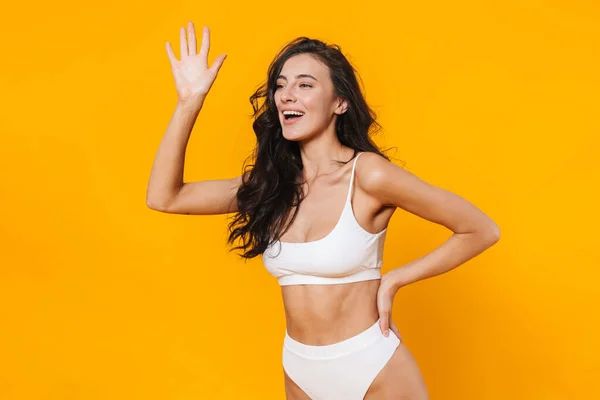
[274,54,347,141]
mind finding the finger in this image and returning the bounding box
[180,26,188,58]
[379,314,390,337]
[210,54,227,74]
[187,21,197,55]
[199,26,210,68]
[165,41,177,66]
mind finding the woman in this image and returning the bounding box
[147,22,501,399]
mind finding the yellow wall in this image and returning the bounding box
[1,0,598,398]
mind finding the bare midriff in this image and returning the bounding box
[281,279,381,345]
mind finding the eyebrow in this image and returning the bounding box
[276,73,318,82]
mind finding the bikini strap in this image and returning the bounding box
[346,152,363,203]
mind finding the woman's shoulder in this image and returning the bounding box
[354,151,405,192]
[355,151,391,171]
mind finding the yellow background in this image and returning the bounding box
[1,0,598,398]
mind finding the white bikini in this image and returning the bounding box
[261,152,402,399]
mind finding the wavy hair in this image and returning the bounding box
[226,37,398,259]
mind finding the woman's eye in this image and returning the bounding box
[275,83,312,89]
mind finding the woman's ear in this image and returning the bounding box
[336,98,349,115]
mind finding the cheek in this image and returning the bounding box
[303,94,323,113]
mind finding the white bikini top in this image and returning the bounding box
[261,152,388,286]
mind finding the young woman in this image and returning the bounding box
[147,22,500,400]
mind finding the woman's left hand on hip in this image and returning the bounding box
[377,271,402,340]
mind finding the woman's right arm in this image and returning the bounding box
[146,22,237,215]
[145,100,242,215]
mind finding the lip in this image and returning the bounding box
[282,113,305,125]
[281,111,306,126]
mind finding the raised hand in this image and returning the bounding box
[165,22,227,105]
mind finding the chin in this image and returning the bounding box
[281,128,312,142]
[282,133,304,141]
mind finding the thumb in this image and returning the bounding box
[379,313,390,337]
[210,53,227,74]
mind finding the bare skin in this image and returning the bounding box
[278,156,429,399]
[149,22,498,399]
[278,158,391,346]
[283,281,430,399]
[284,342,429,400]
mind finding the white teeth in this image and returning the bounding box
[283,110,305,116]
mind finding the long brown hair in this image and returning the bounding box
[227,37,397,259]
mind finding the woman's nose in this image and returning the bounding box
[280,87,295,102]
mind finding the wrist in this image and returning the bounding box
[177,96,205,112]
[388,268,408,291]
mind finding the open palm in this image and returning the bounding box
[166,22,227,104]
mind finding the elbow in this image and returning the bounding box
[484,222,501,245]
[146,197,169,213]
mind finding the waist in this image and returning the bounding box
[281,279,380,345]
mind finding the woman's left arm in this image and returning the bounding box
[358,153,501,336]
[359,153,501,289]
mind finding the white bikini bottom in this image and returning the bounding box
[282,318,402,400]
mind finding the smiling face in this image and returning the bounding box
[274,53,348,141]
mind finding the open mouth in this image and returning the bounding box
[283,113,305,120]
[282,111,306,124]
